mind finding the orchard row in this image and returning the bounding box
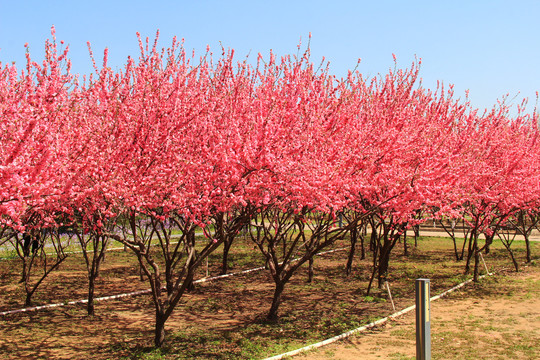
[1,29,538,347]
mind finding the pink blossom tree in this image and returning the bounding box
[0,27,79,305]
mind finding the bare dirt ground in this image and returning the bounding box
[0,237,538,359]
[295,265,540,360]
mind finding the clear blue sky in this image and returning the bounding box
[1,0,538,114]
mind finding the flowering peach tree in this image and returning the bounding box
[2,29,539,346]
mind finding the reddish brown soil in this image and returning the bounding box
[0,238,537,359]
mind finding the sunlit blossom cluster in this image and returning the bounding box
[1,29,539,234]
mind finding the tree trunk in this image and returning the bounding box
[458,235,467,261]
[346,226,357,276]
[403,230,408,256]
[484,233,494,254]
[464,235,474,274]
[25,291,33,307]
[87,274,96,316]
[473,236,480,282]
[377,240,394,289]
[508,247,519,272]
[525,237,532,263]
[369,228,376,252]
[366,244,379,296]
[139,264,145,281]
[359,231,365,260]
[366,263,377,297]
[307,257,314,283]
[185,250,196,292]
[220,236,234,275]
[154,311,166,348]
[20,260,27,284]
[267,281,285,322]
[452,236,459,261]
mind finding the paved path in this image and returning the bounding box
[417,227,540,241]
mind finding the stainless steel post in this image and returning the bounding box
[416,278,431,360]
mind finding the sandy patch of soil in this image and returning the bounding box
[295,267,540,360]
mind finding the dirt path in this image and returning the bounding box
[295,266,540,360]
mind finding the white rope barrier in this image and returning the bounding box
[0,247,348,316]
[0,288,153,316]
[261,273,491,360]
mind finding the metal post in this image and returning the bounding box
[416,278,431,360]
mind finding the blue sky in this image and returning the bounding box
[1,0,538,114]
